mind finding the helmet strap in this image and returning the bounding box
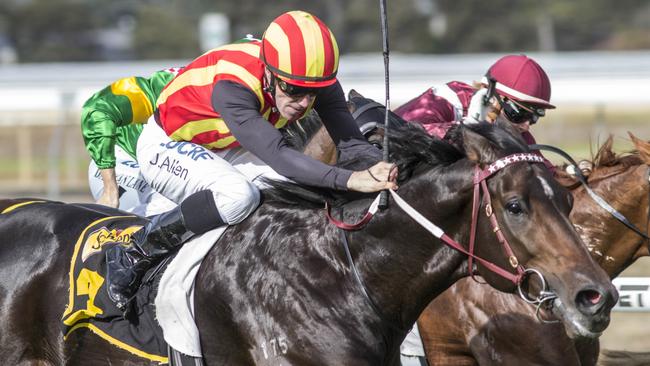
[263,70,276,95]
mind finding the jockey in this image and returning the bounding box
[105,10,397,311]
[394,54,555,171]
[82,68,180,216]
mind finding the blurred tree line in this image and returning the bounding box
[1,0,648,62]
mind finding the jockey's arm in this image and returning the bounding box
[212,81,395,192]
[312,82,383,164]
[81,108,119,170]
[97,168,120,208]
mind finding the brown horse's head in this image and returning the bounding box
[452,122,617,339]
[567,134,650,278]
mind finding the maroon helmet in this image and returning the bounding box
[486,55,555,109]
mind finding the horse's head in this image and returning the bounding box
[347,89,407,149]
[442,121,617,339]
[568,133,650,278]
[344,90,616,338]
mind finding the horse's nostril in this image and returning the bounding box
[576,289,604,314]
[585,290,602,305]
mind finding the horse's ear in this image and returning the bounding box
[348,89,363,100]
[461,126,499,164]
[628,132,650,164]
[593,135,615,166]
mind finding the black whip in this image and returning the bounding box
[378,0,391,210]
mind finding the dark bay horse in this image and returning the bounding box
[0,121,615,365]
[416,134,650,366]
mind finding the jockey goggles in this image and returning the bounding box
[500,97,545,125]
[276,77,319,98]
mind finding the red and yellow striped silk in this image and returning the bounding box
[157,41,307,151]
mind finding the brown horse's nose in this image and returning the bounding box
[575,286,618,316]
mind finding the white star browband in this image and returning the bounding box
[477,153,546,182]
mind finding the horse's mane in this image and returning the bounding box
[592,135,645,169]
[554,135,648,188]
[263,121,529,208]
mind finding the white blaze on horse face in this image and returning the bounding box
[536,176,554,200]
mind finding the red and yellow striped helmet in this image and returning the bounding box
[261,11,339,88]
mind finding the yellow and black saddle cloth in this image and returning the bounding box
[61,214,171,364]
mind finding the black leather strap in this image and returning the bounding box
[351,101,384,121]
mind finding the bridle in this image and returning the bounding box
[531,144,650,251]
[327,153,557,327]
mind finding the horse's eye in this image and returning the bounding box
[505,200,523,215]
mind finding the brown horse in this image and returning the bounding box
[416,134,650,366]
[0,118,617,365]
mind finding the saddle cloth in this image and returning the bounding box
[62,214,226,362]
[61,215,169,363]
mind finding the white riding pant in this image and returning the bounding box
[136,119,285,225]
[88,145,176,216]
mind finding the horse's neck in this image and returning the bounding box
[351,161,474,328]
[572,163,650,277]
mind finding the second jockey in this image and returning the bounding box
[394,54,556,172]
[81,68,180,215]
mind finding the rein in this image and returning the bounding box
[531,144,650,248]
[327,153,553,320]
[378,0,391,210]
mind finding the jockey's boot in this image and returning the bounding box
[105,190,226,312]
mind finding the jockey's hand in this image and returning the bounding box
[97,168,120,208]
[347,161,398,192]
